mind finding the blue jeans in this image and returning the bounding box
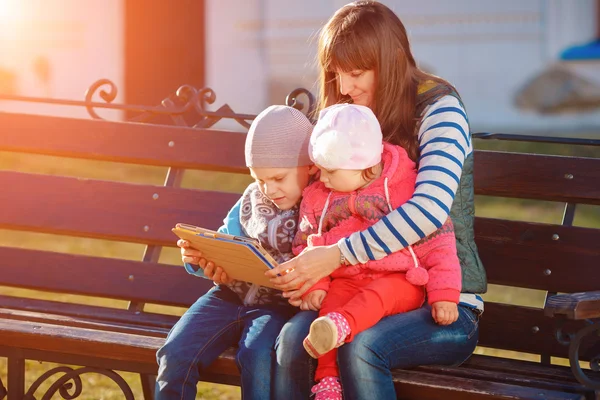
[274,310,318,399]
[276,305,479,400]
[155,285,296,400]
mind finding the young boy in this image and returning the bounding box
[155,105,317,400]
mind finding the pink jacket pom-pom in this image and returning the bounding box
[406,267,429,286]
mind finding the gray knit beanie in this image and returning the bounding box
[245,105,313,168]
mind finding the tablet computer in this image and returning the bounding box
[172,223,280,289]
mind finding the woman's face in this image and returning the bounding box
[336,69,376,108]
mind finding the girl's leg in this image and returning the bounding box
[338,305,480,400]
[155,286,242,400]
[311,279,359,381]
[236,304,297,400]
[337,273,425,341]
[274,310,318,400]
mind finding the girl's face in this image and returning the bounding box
[317,165,369,193]
[335,69,376,108]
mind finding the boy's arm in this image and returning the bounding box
[184,197,244,278]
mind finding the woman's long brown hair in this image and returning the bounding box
[317,1,453,161]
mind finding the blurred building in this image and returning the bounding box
[0,0,599,134]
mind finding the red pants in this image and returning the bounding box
[315,273,425,380]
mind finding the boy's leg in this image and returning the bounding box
[155,286,242,400]
[236,304,297,400]
[335,273,425,341]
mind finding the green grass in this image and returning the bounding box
[1,138,599,398]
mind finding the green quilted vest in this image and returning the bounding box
[416,82,488,294]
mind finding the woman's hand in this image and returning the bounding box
[266,244,342,300]
[177,239,234,285]
[431,301,459,325]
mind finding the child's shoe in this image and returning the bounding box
[311,376,343,400]
[303,312,350,358]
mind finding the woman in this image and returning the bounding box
[267,1,487,398]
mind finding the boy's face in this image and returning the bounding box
[249,165,315,210]
[317,165,368,193]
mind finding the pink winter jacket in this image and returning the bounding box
[293,142,461,304]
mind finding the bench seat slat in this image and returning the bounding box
[474,151,600,204]
[476,217,600,293]
[0,112,247,173]
[0,308,169,337]
[0,318,163,364]
[0,295,180,328]
[0,171,237,244]
[0,247,212,307]
[419,358,591,396]
[460,355,592,384]
[391,368,585,400]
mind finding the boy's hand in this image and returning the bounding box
[177,239,234,285]
[203,261,234,285]
[431,301,459,325]
[178,239,203,265]
[297,290,326,311]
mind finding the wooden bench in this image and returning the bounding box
[0,86,599,399]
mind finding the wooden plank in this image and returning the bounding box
[0,318,163,364]
[0,171,238,244]
[0,112,247,173]
[0,345,240,384]
[392,368,585,400]
[0,248,213,307]
[0,295,180,328]
[474,151,600,205]
[545,291,600,320]
[419,355,593,396]
[0,308,169,337]
[475,218,600,293]
[461,355,595,385]
[478,303,600,360]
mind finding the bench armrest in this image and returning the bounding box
[544,291,600,320]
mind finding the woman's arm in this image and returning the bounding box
[340,95,471,264]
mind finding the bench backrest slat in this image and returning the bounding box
[477,217,600,293]
[0,171,237,245]
[478,303,594,360]
[0,246,211,307]
[474,151,600,205]
[0,112,248,173]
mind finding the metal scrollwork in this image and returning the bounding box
[567,321,600,389]
[84,79,119,120]
[24,366,134,400]
[0,78,315,129]
[286,88,316,122]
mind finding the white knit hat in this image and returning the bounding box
[310,104,383,170]
[245,105,313,168]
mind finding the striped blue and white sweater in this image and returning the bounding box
[338,94,484,311]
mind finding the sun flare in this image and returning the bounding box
[0,0,20,20]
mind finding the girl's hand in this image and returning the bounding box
[266,244,342,300]
[431,301,459,325]
[298,290,326,311]
[177,239,234,285]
